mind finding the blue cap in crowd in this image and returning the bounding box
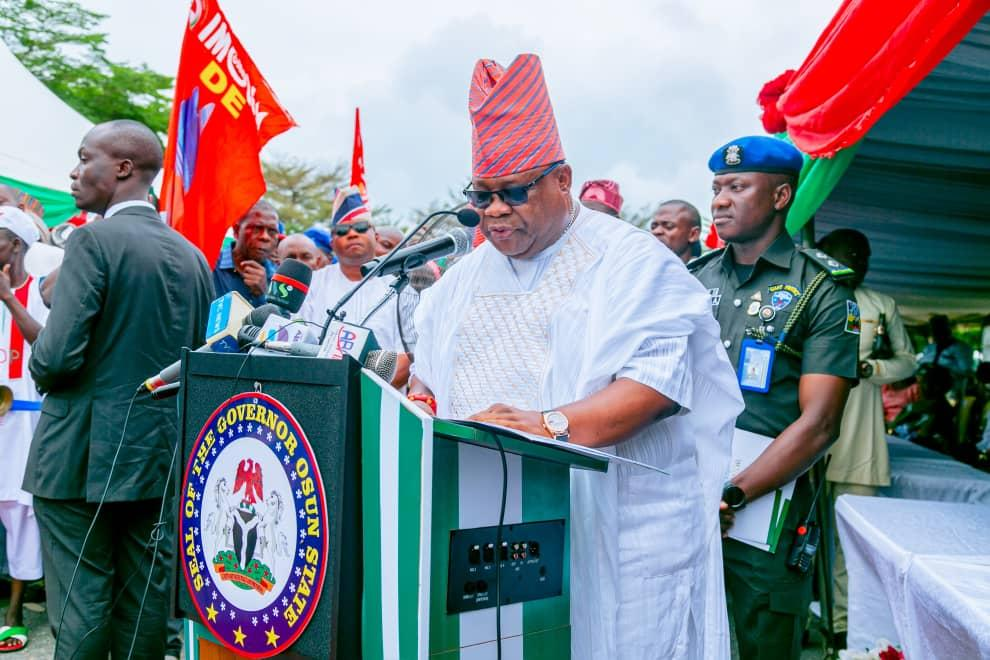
[708,135,804,176]
[304,225,333,255]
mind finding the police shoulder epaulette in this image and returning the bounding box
[687,247,725,272]
[800,247,857,282]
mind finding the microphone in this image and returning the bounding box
[318,319,380,363]
[320,206,479,343]
[360,228,473,278]
[257,339,398,382]
[265,258,313,315]
[256,340,321,357]
[150,382,181,400]
[364,349,398,382]
[453,207,481,227]
[138,299,284,392]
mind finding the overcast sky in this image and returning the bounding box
[83,0,838,223]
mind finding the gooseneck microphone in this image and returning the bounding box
[319,206,480,343]
[360,228,473,278]
[266,258,313,315]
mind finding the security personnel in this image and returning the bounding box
[690,135,859,659]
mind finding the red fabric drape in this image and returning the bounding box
[759,0,990,156]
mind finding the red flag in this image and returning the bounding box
[704,221,725,250]
[350,107,368,202]
[160,0,296,266]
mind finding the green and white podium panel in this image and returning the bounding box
[360,372,609,660]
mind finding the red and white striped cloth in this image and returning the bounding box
[469,53,565,178]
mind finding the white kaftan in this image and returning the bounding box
[0,276,49,505]
[297,263,404,353]
[414,203,743,659]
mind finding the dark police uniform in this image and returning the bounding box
[691,136,860,659]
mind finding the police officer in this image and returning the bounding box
[690,135,859,659]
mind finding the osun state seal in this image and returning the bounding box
[180,392,328,657]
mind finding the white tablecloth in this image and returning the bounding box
[883,435,990,503]
[837,495,990,658]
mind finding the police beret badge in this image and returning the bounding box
[724,144,743,167]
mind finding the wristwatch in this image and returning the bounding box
[858,360,874,379]
[722,482,747,511]
[541,410,570,441]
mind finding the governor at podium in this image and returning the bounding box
[408,53,744,659]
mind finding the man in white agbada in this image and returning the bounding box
[409,53,743,659]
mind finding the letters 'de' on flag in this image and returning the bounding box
[161,0,296,266]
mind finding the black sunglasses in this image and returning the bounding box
[333,220,372,237]
[462,161,564,209]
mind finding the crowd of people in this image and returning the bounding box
[0,51,987,659]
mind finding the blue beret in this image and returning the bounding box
[304,225,333,253]
[708,135,804,176]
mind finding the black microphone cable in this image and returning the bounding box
[126,399,185,658]
[493,435,508,660]
[68,390,184,660]
[55,388,139,659]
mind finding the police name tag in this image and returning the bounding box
[737,337,775,393]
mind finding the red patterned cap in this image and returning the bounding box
[469,54,565,178]
[579,179,623,215]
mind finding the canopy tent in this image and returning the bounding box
[816,14,990,320]
[0,41,92,225]
[757,3,990,320]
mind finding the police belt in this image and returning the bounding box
[10,400,42,412]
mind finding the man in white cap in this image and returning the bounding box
[0,205,47,652]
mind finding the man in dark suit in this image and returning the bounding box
[24,119,214,658]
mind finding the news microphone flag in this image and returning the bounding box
[205,291,256,352]
[139,291,254,391]
[265,258,313,315]
[350,107,368,203]
[160,0,296,267]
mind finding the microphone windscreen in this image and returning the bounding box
[266,258,312,314]
[449,227,473,258]
[365,349,397,382]
[456,208,481,227]
[237,324,262,346]
[244,303,284,326]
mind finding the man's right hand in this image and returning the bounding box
[239,260,268,296]
[0,264,13,303]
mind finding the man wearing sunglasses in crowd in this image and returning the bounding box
[407,53,743,659]
[297,185,410,386]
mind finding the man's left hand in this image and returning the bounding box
[468,404,550,437]
[719,501,735,537]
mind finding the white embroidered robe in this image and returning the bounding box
[414,204,743,659]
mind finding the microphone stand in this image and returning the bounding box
[359,271,410,327]
[319,208,466,343]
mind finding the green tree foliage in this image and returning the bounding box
[262,155,347,234]
[0,0,173,132]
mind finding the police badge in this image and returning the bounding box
[724,144,743,166]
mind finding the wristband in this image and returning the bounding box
[407,393,437,414]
